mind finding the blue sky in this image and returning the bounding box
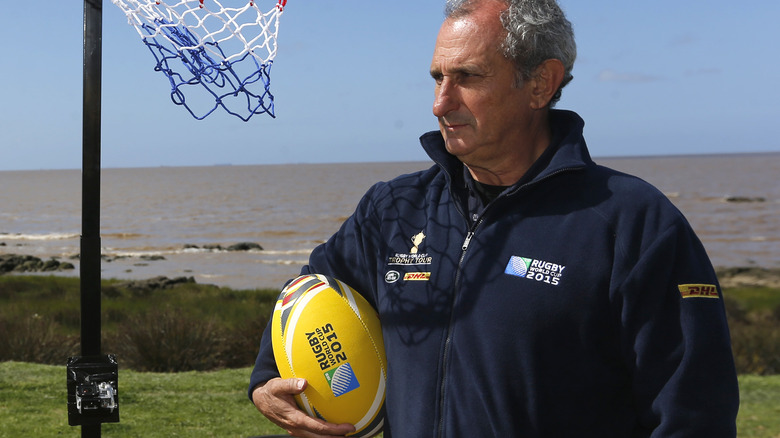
[2,1,778,171]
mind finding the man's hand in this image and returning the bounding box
[251,377,356,438]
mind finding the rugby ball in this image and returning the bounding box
[271,274,386,437]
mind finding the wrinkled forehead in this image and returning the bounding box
[431,11,506,71]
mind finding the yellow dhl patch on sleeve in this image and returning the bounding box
[678,284,719,299]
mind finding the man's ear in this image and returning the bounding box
[529,59,565,110]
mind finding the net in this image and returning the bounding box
[112,0,287,121]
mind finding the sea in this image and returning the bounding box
[1,153,778,290]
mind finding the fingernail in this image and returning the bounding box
[296,379,305,390]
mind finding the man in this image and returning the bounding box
[249,0,739,436]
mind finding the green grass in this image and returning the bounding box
[0,275,279,337]
[0,361,287,437]
[0,275,279,371]
[737,375,780,437]
[725,286,780,313]
[1,361,778,437]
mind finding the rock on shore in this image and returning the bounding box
[183,242,264,252]
[114,276,196,291]
[0,254,75,274]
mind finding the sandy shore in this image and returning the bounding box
[715,267,780,289]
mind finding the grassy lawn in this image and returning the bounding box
[0,361,778,437]
[0,361,286,437]
[739,374,780,437]
[725,286,780,313]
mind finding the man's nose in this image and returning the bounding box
[433,78,458,117]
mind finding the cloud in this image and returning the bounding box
[597,69,663,83]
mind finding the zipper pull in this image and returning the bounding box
[462,231,474,251]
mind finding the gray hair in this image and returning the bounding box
[445,0,576,106]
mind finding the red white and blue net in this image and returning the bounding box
[112,0,287,121]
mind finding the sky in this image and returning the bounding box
[1,1,778,171]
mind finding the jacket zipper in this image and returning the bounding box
[432,154,582,436]
[461,231,475,251]
[437,219,481,438]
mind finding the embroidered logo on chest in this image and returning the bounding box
[505,255,565,286]
[387,231,433,266]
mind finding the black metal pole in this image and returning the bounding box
[82,0,103,436]
[68,0,117,431]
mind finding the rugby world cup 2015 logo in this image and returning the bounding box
[324,362,360,397]
[505,255,565,286]
[505,256,531,277]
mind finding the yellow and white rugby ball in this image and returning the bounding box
[271,274,386,438]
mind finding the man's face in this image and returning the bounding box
[430,4,534,168]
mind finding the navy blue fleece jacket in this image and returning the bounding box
[250,110,739,437]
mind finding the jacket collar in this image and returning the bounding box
[419,109,593,191]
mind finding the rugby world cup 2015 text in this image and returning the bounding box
[306,323,347,371]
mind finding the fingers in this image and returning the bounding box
[278,376,307,394]
[285,417,357,438]
[252,378,356,437]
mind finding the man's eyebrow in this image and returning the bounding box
[430,64,483,79]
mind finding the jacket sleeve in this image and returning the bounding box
[614,219,739,436]
[248,184,382,400]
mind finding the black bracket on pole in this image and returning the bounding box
[68,0,119,435]
[67,355,119,426]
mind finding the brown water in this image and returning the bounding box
[1,153,778,290]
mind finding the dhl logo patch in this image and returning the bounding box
[404,272,431,281]
[678,284,719,299]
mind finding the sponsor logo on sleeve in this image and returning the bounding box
[678,284,720,299]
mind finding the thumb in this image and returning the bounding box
[286,378,307,394]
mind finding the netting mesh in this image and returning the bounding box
[112,0,287,121]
